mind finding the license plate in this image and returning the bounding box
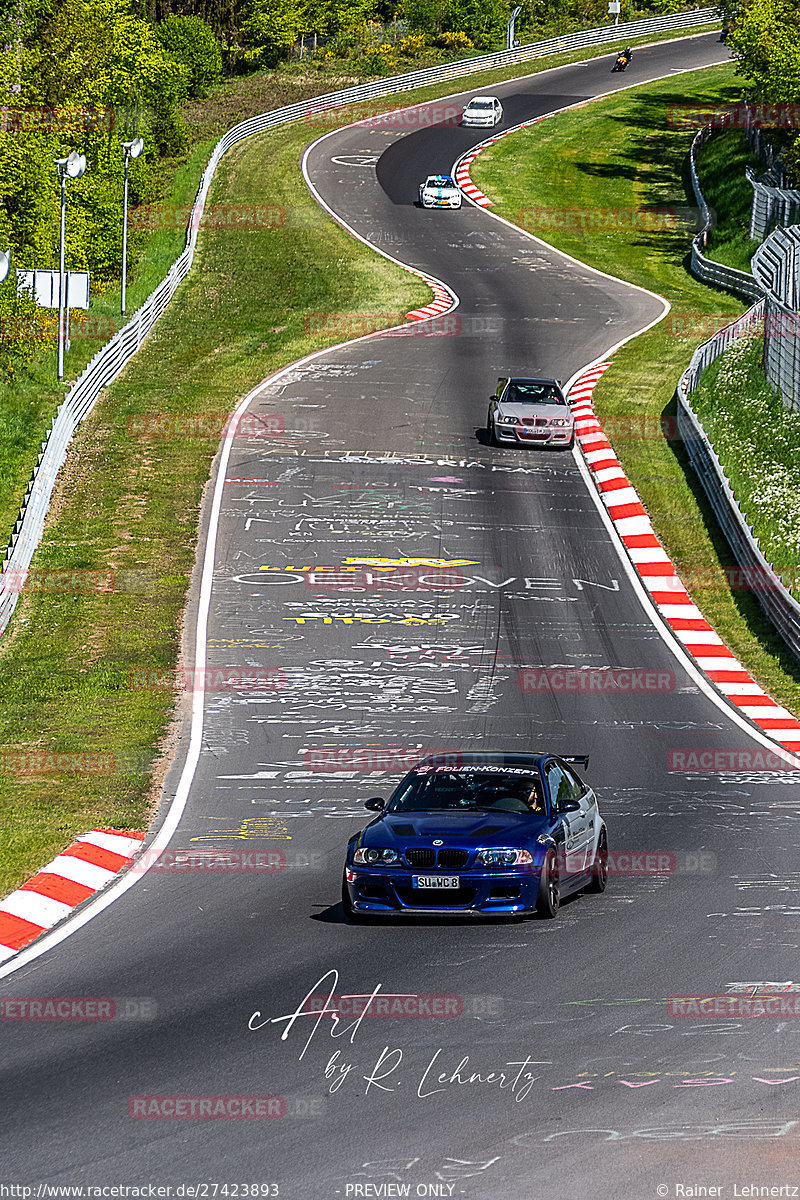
[413,875,459,888]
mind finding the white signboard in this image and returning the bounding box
[608,2,621,11]
[16,268,90,309]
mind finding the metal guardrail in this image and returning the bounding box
[752,225,800,410]
[0,6,720,636]
[687,125,764,301]
[747,165,800,241]
[678,127,800,660]
[676,312,800,664]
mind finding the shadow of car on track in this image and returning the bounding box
[311,894,584,926]
[474,426,576,450]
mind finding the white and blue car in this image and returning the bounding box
[418,174,462,209]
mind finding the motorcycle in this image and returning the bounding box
[612,47,632,71]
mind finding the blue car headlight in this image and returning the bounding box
[475,848,534,867]
[353,847,399,865]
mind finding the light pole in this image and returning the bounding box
[506,6,522,51]
[55,151,87,382]
[121,138,144,317]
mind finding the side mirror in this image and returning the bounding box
[364,797,385,812]
[490,394,497,402]
[559,799,581,814]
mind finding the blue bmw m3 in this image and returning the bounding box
[341,753,608,921]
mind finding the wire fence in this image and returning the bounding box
[676,306,800,664]
[679,140,800,662]
[0,6,719,636]
[751,225,800,412]
[747,166,800,241]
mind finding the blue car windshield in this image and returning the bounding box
[387,769,545,815]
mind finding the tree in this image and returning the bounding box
[445,0,506,46]
[21,0,189,153]
[156,14,222,97]
[727,0,800,179]
[727,0,800,102]
[239,0,303,65]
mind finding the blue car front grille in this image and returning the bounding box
[405,848,469,869]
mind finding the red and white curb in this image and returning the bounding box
[0,828,145,964]
[570,365,800,756]
[405,275,456,321]
[455,150,496,207]
[454,115,555,207]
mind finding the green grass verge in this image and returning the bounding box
[471,63,800,715]
[0,119,429,898]
[696,128,761,273]
[0,21,723,898]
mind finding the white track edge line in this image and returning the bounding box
[0,33,729,981]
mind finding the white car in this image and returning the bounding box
[462,96,503,127]
[418,175,462,209]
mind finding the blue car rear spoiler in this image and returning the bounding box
[562,755,589,769]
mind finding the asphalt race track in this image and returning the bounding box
[5,31,800,1200]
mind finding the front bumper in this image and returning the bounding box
[344,865,542,915]
[462,116,499,127]
[421,194,461,208]
[494,423,574,447]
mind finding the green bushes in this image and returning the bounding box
[156,16,223,99]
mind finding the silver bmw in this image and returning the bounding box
[487,377,574,449]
